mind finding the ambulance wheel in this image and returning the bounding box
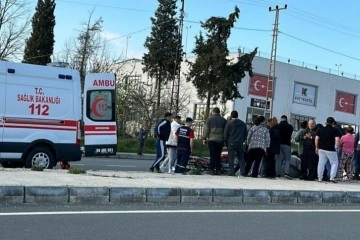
[25,147,54,169]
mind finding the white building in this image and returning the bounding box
[237,56,360,131]
[119,54,360,132]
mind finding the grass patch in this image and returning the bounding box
[68,167,87,174]
[31,165,44,171]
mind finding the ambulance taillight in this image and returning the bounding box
[76,120,81,145]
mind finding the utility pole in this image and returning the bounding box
[125,36,131,60]
[170,0,185,115]
[266,4,287,117]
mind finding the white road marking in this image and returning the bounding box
[1,209,360,216]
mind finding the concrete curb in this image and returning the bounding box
[1,186,360,205]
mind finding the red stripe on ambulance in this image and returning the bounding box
[4,118,77,131]
[84,125,117,136]
[84,125,116,131]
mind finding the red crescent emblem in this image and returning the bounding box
[91,98,107,117]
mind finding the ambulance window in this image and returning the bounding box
[87,90,115,121]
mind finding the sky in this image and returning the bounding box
[28,0,360,79]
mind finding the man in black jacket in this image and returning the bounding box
[150,112,173,173]
[275,115,294,179]
[224,110,247,176]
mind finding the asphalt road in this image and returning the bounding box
[58,157,152,171]
[0,204,359,240]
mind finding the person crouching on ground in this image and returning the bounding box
[174,117,194,174]
[149,112,173,173]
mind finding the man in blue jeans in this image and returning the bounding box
[275,115,294,179]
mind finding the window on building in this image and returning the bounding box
[123,75,142,91]
[193,103,214,120]
[290,113,314,131]
[337,122,358,135]
[246,107,271,129]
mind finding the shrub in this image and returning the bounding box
[31,164,44,171]
[68,167,87,174]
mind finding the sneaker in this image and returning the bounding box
[149,168,154,172]
[318,178,322,182]
[330,179,337,183]
[284,174,293,180]
[228,172,235,176]
[156,168,163,173]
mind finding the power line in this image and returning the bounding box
[280,31,360,62]
[230,0,360,39]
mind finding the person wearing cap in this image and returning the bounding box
[315,117,341,183]
[150,112,173,173]
[203,107,227,175]
[275,115,294,179]
[174,117,195,174]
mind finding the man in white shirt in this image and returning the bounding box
[160,116,182,173]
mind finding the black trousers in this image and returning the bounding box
[137,139,145,155]
[245,148,265,177]
[227,143,246,175]
[262,151,276,178]
[208,141,224,172]
[301,148,318,180]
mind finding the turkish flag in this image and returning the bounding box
[335,91,356,114]
[249,74,272,98]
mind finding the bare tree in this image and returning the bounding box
[0,0,31,60]
[54,10,125,90]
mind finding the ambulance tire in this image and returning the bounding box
[25,147,55,169]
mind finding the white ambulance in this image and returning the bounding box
[0,61,117,169]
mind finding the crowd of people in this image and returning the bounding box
[146,108,360,182]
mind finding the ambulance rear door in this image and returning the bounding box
[0,61,6,157]
[83,73,117,156]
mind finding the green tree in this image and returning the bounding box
[143,0,182,114]
[23,0,55,65]
[187,6,257,120]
